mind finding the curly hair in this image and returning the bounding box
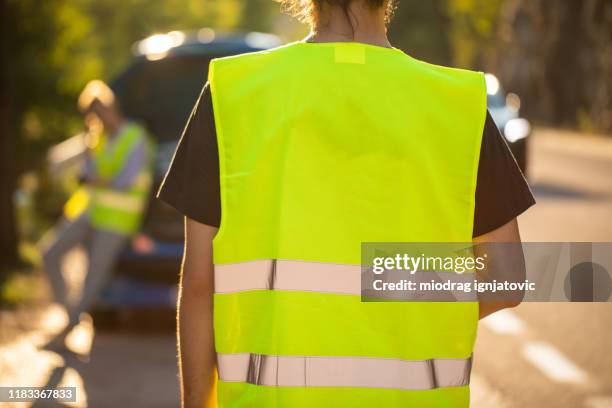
[278,0,397,26]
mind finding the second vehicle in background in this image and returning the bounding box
[486,73,531,174]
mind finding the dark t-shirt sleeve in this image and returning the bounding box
[156,83,221,226]
[473,112,535,236]
[158,85,535,235]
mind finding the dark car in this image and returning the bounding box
[95,30,281,310]
[485,73,531,174]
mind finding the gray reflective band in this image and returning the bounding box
[214,259,476,300]
[215,259,361,295]
[217,353,472,390]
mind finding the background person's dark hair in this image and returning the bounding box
[279,0,397,27]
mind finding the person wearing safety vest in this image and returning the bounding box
[42,80,154,350]
[158,1,535,407]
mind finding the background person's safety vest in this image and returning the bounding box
[63,122,154,235]
[209,42,486,407]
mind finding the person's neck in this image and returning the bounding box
[305,1,391,48]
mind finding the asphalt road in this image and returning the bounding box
[472,128,612,408]
[1,128,611,408]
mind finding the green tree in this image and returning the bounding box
[2,0,100,272]
[84,0,246,79]
[239,0,279,32]
[493,0,611,132]
[445,0,503,69]
[389,0,452,65]
[1,0,17,271]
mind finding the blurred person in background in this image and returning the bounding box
[42,80,154,351]
[158,0,534,407]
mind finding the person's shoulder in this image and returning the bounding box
[123,120,145,134]
[406,56,481,77]
[123,121,150,143]
[208,43,299,87]
[210,42,296,70]
[406,56,485,89]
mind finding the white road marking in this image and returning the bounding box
[470,374,511,408]
[585,396,612,408]
[522,342,588,384]
[482,310,595,390]
[481,309,526,336]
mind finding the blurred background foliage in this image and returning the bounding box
[0,0,611,271]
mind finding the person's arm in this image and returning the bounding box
[156,82,222,406]
[471,111,534,319]
[79,150,96,185]
[473,218,524,319]
[178,217,218,408]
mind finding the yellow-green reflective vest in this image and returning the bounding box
[64,122,154,236]
[209,42,486,408]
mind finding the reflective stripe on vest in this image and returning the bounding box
[217,353,472,390]
[214,259,477,301]
[209,41,486,407]
[94,189,145,212]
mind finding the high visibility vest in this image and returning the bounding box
[209,42,486,407]
[63,122,154,235]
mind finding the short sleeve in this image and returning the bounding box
[473,111,535,237]
[156,82,221,227]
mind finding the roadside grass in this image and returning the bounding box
[0,241,46,307]
[1,270,45,307]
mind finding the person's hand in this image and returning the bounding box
[473,218,525,319]
[132,234,156,254]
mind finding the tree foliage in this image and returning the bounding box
[492,0,611,132]
[445,0,504,68]
[388,0,452,65]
